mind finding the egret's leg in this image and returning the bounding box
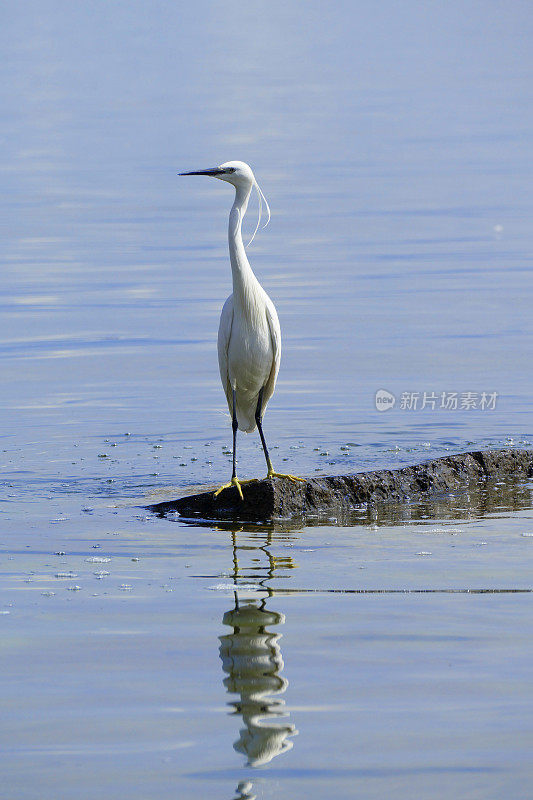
[255,389,305,483]
[214,389,245,501]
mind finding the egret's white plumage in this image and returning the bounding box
[218,289,280,433]
[180,160,302,498]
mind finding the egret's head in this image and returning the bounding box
[179,160,254,187]
[179,160,271,247]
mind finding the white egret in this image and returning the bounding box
[179,160,303,500]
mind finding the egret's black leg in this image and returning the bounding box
[214,388,245,500]
[255,388,271,470]
[255,387,305,483]
[231,388,238,480]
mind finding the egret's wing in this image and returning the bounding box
[262,295,282,413]
[217,295,234,408]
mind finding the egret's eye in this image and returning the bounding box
[225,167,236,174]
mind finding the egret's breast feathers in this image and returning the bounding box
[217,288,280,432]
[227,305,273,392]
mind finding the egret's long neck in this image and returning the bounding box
[228,182,257,304]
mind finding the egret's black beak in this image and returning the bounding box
[179,168,225,177]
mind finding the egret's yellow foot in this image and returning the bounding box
[266,464,305,483]
[213,476,251,501]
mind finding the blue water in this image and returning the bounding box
[1,2,532,798]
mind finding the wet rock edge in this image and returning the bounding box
[146,448,533,523]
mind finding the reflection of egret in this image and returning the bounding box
[224,526,297,588]
[180,161,304,499]
[219,597,297,767]
[232,781,256,800]
[218,525,298,768]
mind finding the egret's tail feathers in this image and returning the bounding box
[225,391,269,433]
[235,399,261,433]
[236,412,256,434]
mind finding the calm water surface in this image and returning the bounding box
[1,2,532,798]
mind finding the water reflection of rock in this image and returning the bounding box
[220,594,297,767]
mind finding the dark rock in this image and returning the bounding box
[147,448,533,523]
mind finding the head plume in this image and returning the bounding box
[246,177,271,248]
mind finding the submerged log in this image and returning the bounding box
[147,448,533,523]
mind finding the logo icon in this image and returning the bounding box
[375,389,396,412]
